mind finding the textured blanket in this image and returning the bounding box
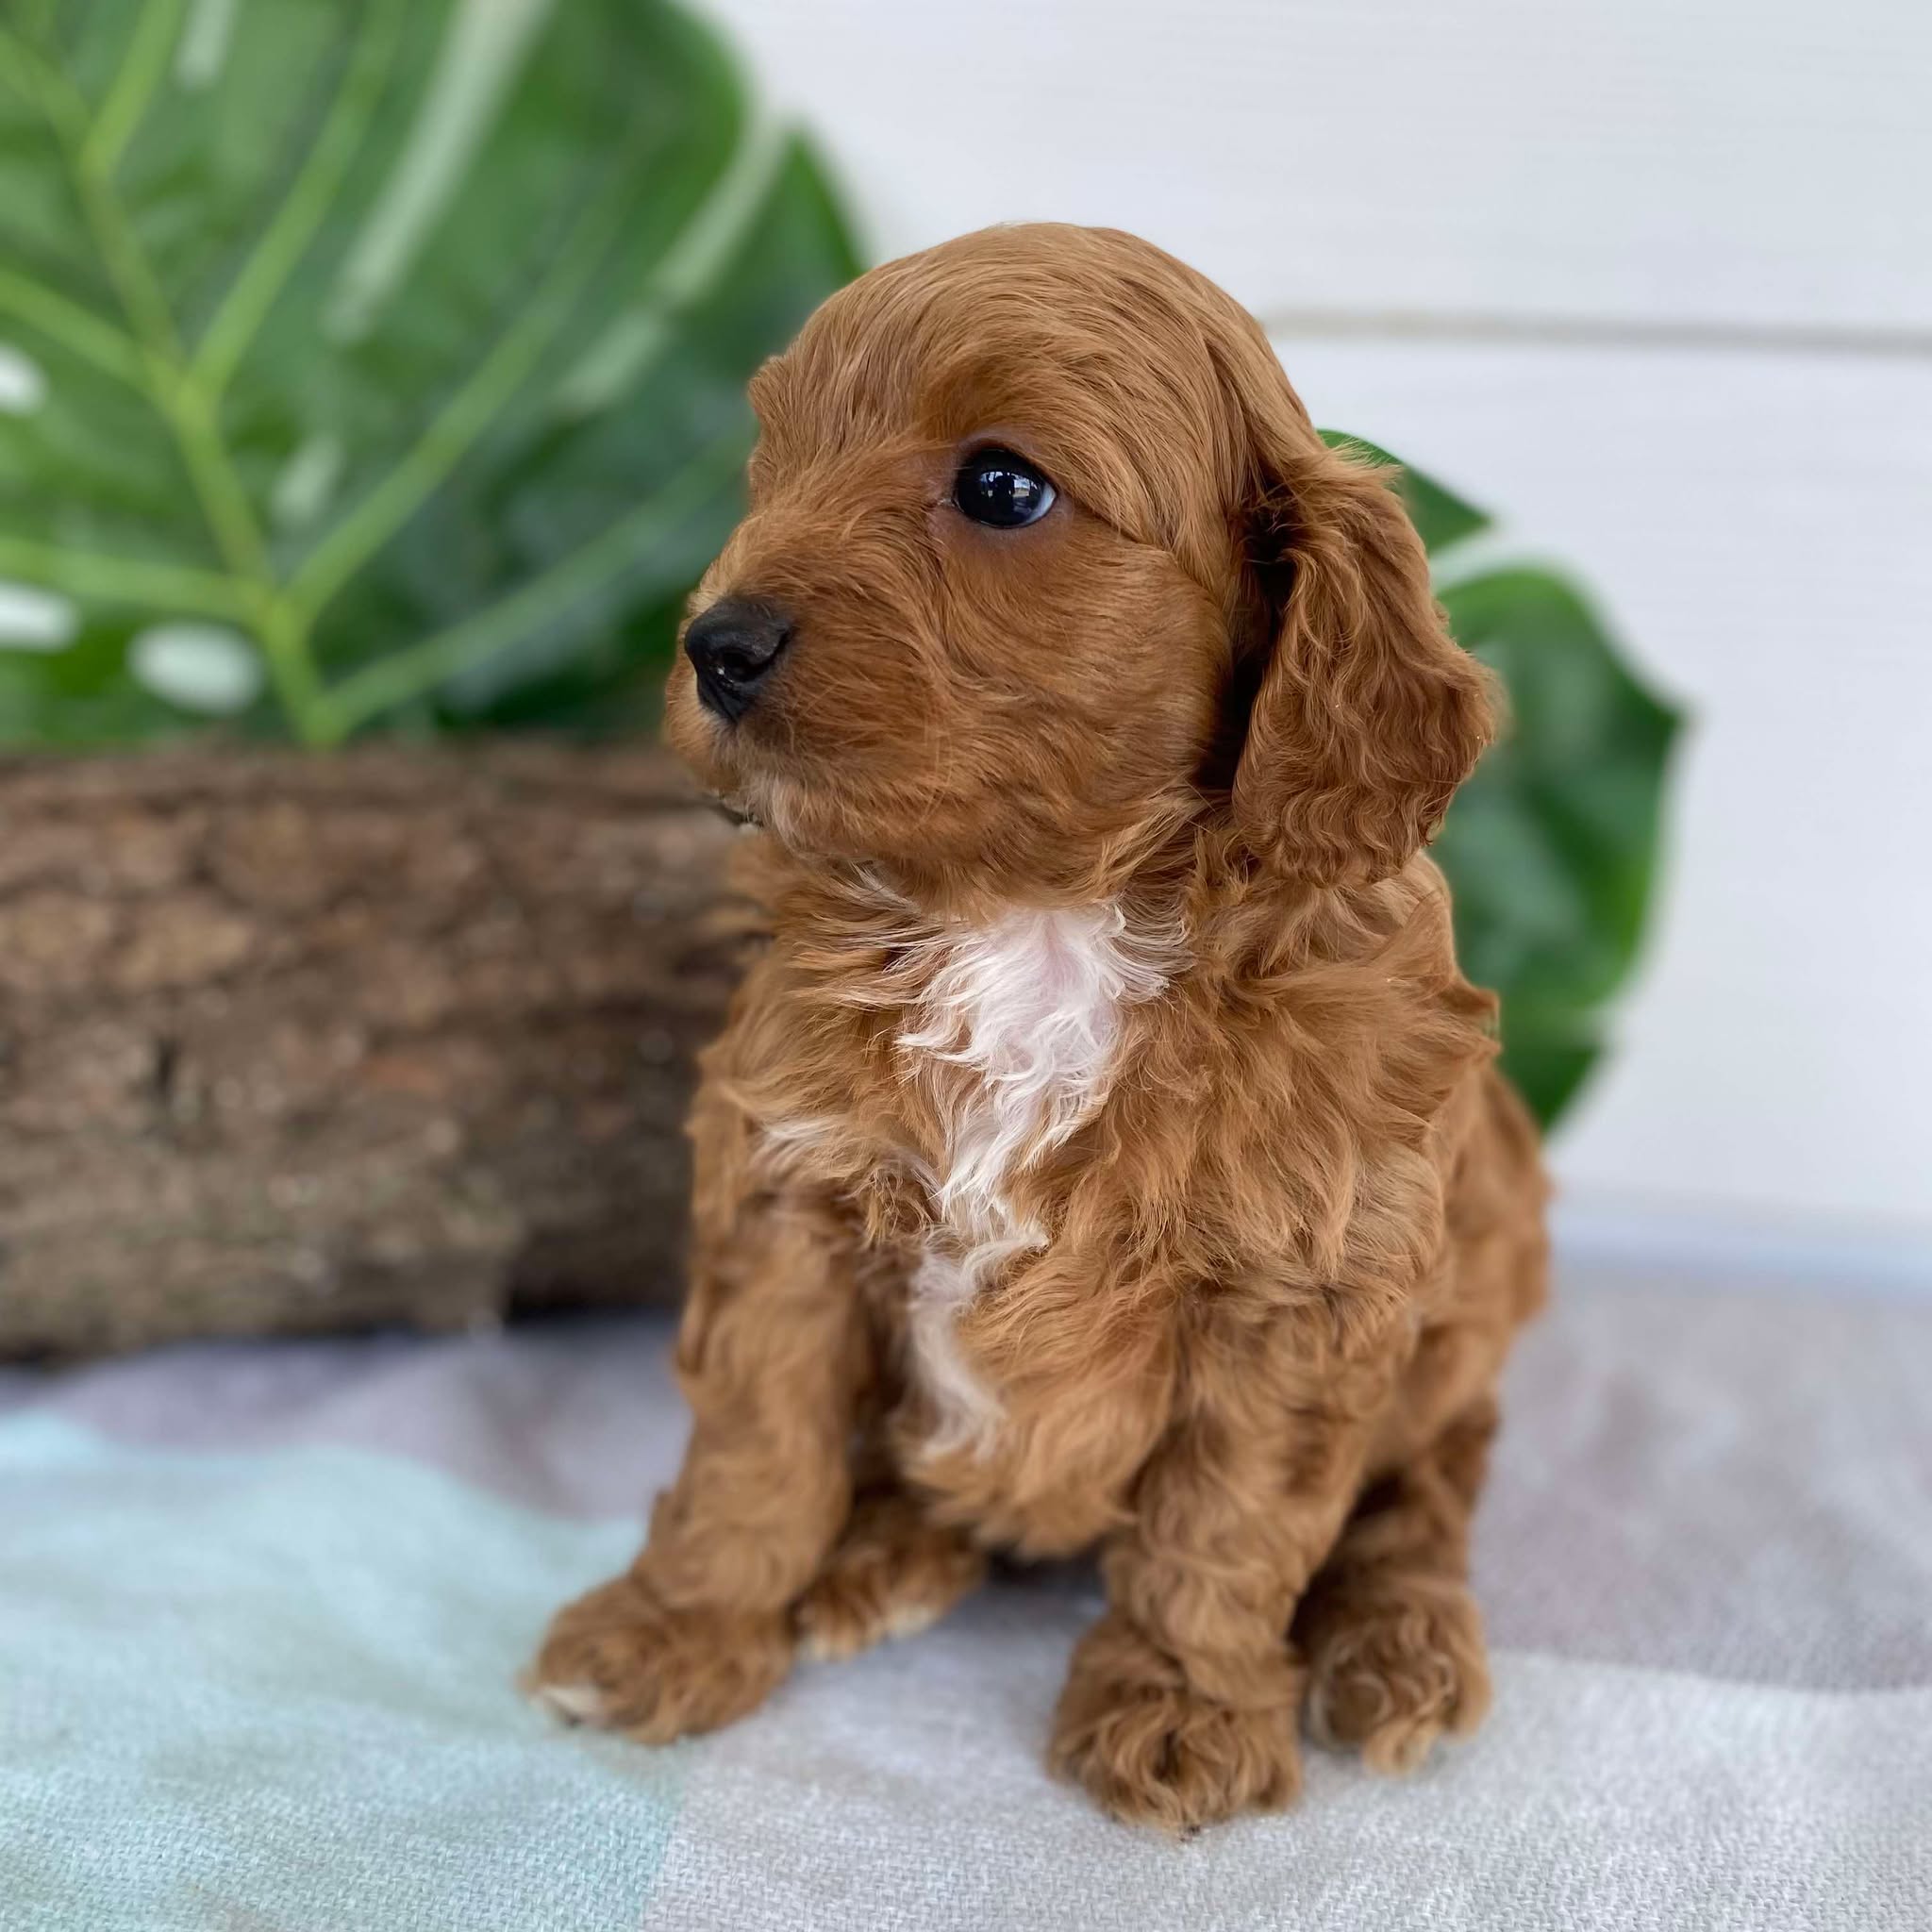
[3,1268,1927,1931]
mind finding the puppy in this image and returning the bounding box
[528,224,1548,1832]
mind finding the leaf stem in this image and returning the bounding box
[15,28,337,746]
[192,4,401,399]
[0,270,146,386]
[284,140,651,634]
[311,433,747,742]
[81,0,185,178]
[0,535,255,619]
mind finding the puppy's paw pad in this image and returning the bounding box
[525,1574,793,1746]
[1305,1580,1491,1774]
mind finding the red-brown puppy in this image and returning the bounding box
[528,223,1548,1832]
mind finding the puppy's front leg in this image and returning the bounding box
[527,1167,869,1743]
[1050,1295,1400,1832]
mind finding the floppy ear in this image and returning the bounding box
[1229,431,1496,887]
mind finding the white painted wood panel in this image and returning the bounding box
[713,0,1932,337]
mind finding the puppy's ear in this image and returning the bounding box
[1225,392,1495,886]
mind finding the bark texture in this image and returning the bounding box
[0,745,751,1358]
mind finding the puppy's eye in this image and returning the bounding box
[952,448,1056,528]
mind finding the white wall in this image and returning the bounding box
[708,0,1932,1274]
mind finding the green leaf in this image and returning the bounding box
[1487,1029,1601,1132]
[1432,566,1684,1124]
[1318,428,1491,556]
[0,0,860,745]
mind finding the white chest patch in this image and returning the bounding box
[894,903,1178,1453]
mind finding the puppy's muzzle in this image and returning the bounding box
[685,597,793,723]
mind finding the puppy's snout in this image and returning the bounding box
[684,597,793,722]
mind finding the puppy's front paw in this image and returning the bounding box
[1303,1575,1491,1774]
[1049,1615,1303,1833]
[524,1574,792,1744]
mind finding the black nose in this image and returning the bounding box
[683,597,793,722]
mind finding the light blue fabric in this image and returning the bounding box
[0,1413,682,1932]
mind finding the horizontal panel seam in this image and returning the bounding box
[1259,308,1932,362]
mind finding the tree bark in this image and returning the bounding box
[0,745,752,1358]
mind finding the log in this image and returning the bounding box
[0,745,751,1358]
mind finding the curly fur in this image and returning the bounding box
[898,902,1183,1450]
[528,223,1549,1832]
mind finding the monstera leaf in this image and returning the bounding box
[1433,569,1679,1123]
[1323,432,1682,1124]
[0,0,858,745]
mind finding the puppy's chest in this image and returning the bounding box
[838,906,1176,1452]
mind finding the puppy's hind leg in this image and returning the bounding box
[792,1475,987,1663]
[1293,1393,1499,1774]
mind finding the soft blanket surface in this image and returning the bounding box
[3,1268,1927,1931]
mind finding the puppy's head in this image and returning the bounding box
[665,224,1492,896]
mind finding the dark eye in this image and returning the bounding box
[952,448,1057,528]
